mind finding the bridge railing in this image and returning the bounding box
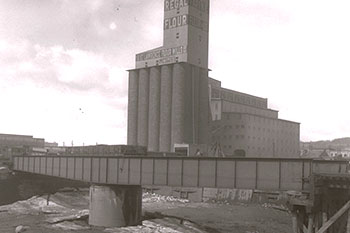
[12,155,349,192]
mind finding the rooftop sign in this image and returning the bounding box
[164,0,209,13]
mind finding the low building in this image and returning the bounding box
[0,134,45,148]
[329,149,350,159]
[0,133,46,159]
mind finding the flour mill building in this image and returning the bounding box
[127,0,300,157]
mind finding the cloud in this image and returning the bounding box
[0,0,163,61]
[0,39,128,97]
[0,39,128,145]
[212,0,290,27]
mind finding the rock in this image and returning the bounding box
[15,225,29,233]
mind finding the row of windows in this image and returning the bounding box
[223,114,297,129]
[212,135,298,146]
[224,106,276,119]
[221,145,298,154]
[0,138,33,142]
[211,88,267,108]
[219,125,298,138]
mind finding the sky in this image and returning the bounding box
[0,0,349,146]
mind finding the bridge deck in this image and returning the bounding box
[13,156,349,192]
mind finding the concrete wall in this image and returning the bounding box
[171,63,187,147]
[148,67,161,152]
[127,70,139,145]
[159,65,173,152]
[198,69,209,145]
[137,69,150,147]
[128,63,209,153]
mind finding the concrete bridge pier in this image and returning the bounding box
[89,185,142,227]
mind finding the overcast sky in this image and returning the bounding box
[0,0,349,146]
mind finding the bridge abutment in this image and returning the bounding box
[89,185,142,227]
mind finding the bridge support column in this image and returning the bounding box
[89,185,142,227]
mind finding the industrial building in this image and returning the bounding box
[209,79,300,158]
[127,0,210,152]
[127,0,300,157]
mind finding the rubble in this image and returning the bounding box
[0,190,292,232]
[142,192,189,204]
[261,203,290,212]
[15,225,29,233]
[45,209,89,224]
[0,196,67,215]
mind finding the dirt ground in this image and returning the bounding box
[0,191,293,233]
[143,201,293,233]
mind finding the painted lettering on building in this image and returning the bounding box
[164,15,188,30]
[164,0,208,13]
[136,46,187,62]
[164,14,208,32]
[157,56,177,65]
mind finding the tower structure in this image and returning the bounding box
[128,0,210,152]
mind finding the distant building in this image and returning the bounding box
[45,142,59,148]
[209,79,300,158]
[0,133,46,162]
[0,133,45,148]
[300,148,331,159]
[329,149,350,159]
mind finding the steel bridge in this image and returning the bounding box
[12,155,348,191]
[12,155,350,232]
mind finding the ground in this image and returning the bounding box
[0,190,293,233]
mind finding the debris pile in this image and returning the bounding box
[261,203,289,212]
[0,193,89,231]
[142,193,189,204]
[105,217,207,233]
